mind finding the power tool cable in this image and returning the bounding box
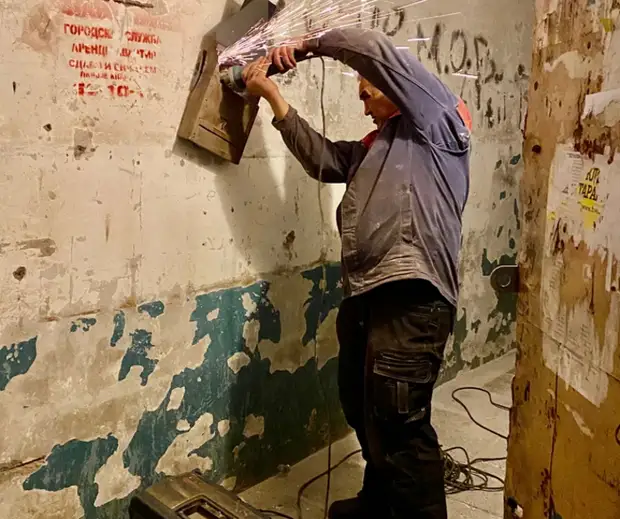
[309,55,333,519]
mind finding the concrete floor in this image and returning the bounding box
[242,351,516,519]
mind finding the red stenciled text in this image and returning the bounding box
[64,23,113,40]
[72,43,108,57]
[120,48,157,59]
[73,82,144,98]
[125,31,161,44]
[68,60,157,74]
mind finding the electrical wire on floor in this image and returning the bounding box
[443,387,510,495]
[262,386,511,519]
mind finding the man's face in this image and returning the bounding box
[359,77,399,128]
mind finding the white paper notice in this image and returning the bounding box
[540,146,619,407]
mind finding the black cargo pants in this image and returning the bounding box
[336,279,454,519]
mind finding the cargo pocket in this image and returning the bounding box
[372,355,434,424]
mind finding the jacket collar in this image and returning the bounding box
[361,111,401,149]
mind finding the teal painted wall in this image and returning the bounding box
[1,259,517,518]
[1,264,349,518]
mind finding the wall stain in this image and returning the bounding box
[283,231,296,261]
[13,266,27,281]
[74,128,96,160]
[18,238,56,257]
[20,4,57,54]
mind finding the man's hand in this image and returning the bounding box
[242,56,290,121]
[268,41,309,73]
[243,57,278,99]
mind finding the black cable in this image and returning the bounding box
[267,54,332,519]
[275,384,511,517]
[263,450,362,519]
[440,386,510,495]
[260,510,296,519]
[297,449,362,508]
[451,386,510,440]
[298,55,333,519]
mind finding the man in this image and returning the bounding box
[242,27,471,519]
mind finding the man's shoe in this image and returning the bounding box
[328,497,371,519]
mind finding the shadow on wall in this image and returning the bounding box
[164,0,343,488]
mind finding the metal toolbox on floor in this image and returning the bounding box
[129,471,265,519]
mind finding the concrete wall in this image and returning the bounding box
[507,1,620,517]
[0,0,532,517]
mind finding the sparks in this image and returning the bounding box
[217,0,457,68]
[452,72,478,79]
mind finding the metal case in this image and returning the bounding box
[129,471,265,519]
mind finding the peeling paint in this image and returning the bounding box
[138,301,165,319]
[563,403,594,438]
[110,312,125,347]
[70,318,97,332]
[18,238,56,257]
[243,414,265,439]
[118,330,158,386]
[167,387,185,411]
[23,435,119,517]
[218,420,230,437]
[0,337,37,391]
[227,352,251,374]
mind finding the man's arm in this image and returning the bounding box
[271,104,358,183]
[305,28,458,133]
[244,57,358,183]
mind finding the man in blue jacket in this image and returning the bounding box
[242,27,471,519]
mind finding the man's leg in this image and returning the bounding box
[330,296,379,518]
[365,280,454,519]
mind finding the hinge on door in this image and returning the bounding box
[490,265,520,294]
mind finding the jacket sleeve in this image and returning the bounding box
[307,28,458,133]
[272,106,360,183]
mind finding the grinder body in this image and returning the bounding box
[220,51,313,97]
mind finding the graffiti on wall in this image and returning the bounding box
[304,4,529,130]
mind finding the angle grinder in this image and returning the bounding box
[220,50,316,96]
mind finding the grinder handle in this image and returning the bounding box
[264,50,316,78]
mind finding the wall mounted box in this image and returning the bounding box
[177,0,278,164]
